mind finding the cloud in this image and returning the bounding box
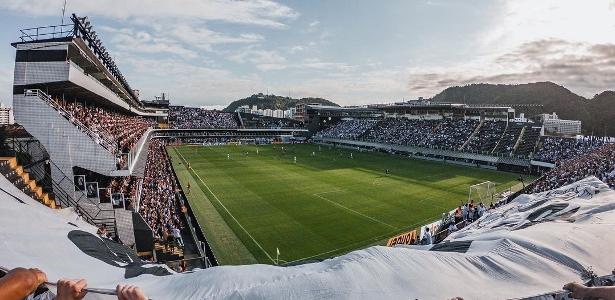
[119,55,266,106]
[480,0,615,52]
[227,48,287,65]
[0,66,14,106]
[169,24,265,51]
[99,27,198,58]
[407,39,615,98]
[288,46,305,53]
[273,67,409,105]
[0,0,299,28]
[309,20,320,27]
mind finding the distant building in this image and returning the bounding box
[273,109,284,118]
[236,105,251,113]
[0,103,12,125]
[263,109,273,117]
[284,109,292,119]
[540,112,581,136]
[512,112,531,123]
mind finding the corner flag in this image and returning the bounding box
[276,247,280,265]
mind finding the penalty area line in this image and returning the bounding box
[174,147,276,264]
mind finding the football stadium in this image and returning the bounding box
[1,3,615,300]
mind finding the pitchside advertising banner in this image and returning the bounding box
[386,230,417,247]
[387,215,447,246]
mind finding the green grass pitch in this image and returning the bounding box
[168,144,525,265]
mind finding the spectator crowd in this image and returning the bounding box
[170,106,238,129]
[464,120,507,153]
[317,119,377,140]
[139,139,184,241]
[530,142,615,192]
[533,136,607,163]
[318,118,480,151]
[315,118,613,165]
[55,98,155,155]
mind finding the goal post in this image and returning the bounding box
[468,181,496,204]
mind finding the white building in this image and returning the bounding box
[0,103,12,125]
[512,113,531,123]
[541,112,581,136]
[263,109,273,117]
[273,109,284,118]
[284,109,292,119]
[236,105,251,113]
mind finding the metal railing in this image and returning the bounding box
[6,138,118,236]
[18,23,74,43]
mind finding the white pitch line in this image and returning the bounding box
[285,215,438,264]
[174,148,276,264]
[312,190,397,230]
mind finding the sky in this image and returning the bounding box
[0,0,614,108]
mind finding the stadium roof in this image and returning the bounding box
[12,14,140,107]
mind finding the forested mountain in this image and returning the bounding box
[224,93,339,112]
[430,82,614,136]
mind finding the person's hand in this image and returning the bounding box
[563,282,588,299]
[0,267,47,299]
[56,279,87,300]
[117,284,148,300]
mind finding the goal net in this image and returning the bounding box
[468,181,496,203]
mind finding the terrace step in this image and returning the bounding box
[0,157,57,209]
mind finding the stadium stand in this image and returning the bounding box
[108,176,140,207]
[316,119,376,140]
[533,136,606,163]
[139,139,184,242]
[55,99,156,154]
[514,126,541,157]
[321,118,491,151]
[464,120,507,153]
[530,142,615,192]
[361,118,433,146]
[493,122,524,154]
[417,119,478,150]
[169,106,238,129]
[0,157,55,208]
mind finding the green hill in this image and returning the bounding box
[430,82,614,136]
[224,93,339,112]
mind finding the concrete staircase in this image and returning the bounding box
[0,157,56,208]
